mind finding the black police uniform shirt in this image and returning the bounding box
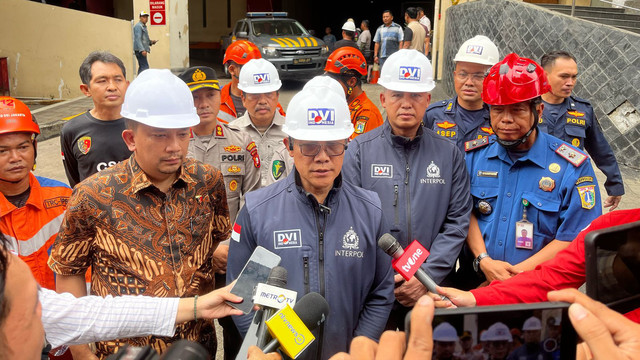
[60,112,132,187]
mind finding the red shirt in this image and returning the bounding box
[471,209,640,321]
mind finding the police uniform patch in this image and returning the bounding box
[436,121,456,129]
[228,165,241,173]
[221,154,245,162]
[575,176,593,185]
[555,144,587,167]
[539,177,555,192]
[480,127,494,135]
[572,138,580,147]
[577,185,596,209]
[215,125,224,137]
[246,141,260,168]
[224,145,241,153]
[272,160,285,180]
[548,163,561,174]
[77,136,92,155]
[229,179,238,192]
[567,110,585,117]
[464,136,489,152]
[354,120,367,134]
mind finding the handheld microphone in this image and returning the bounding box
[261,292,330,358]
[378,233,450,302]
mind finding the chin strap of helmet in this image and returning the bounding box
[494,102,540,150]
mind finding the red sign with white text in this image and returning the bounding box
[392,240,430,281]
[149,0,166,25]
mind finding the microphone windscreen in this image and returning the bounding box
[162,339,209,360]
[292,292,330,331]
[266,266,288,288]
[378,233,400,255]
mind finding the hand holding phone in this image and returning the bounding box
[227,246,281,314]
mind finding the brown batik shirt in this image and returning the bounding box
[48,155,230,358]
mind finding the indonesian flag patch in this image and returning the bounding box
[231,222,241,242]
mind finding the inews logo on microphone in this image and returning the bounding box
[392,240,430,281]
[266,304,315,358]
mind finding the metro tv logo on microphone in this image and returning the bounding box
[307,108,335,126]
[392,240,430,281]
[399,66,422,81]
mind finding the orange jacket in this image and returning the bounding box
[0,174,71,290]
[349,91,384,140]
[219,83,285,124]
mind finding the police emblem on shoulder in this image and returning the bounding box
[272,160,285,180]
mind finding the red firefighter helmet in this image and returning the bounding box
[0,97,40,136]
[324,47,367,76]
[482,53,550,106]
[223,40,262,65]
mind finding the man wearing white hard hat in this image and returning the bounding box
[49,69,231,358]
[343,49,472,329]
[507,317,544,360]
[433,322,459,360]
[484,322,513,360]
[229,58,287,187]
[334,20,359,49]
[424,35,499,152]
[228,86,394,359]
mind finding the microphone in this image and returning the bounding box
[256,266,288,347]
[378,233,450,302]
[261,292,330,358]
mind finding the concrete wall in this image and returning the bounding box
[443,0,640,168]
[0,0,134,99]
[189,0,247,44]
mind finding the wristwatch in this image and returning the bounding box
[473,252,490,273]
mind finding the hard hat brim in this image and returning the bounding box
[238,81,282,94]
[121,112,201,129]
[283,127,354,142]
[378,79,436,93]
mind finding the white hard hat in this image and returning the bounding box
[433,322,458,342]
[342,21,356,32]
[522,317,542,331]
[121,69,199,129]
[238,58,282,94]
[303,76,345,97]
[484,322,513,342]
[453,35,500,66]
[283,87,353,141]
[378,49,436,92]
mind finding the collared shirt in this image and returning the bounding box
[373,22,404,58]
[188,121,261,223]
[41,288,178,349]
[465,132,602,265]
[1,173,70,290]
[229,111,288,187]
[48,155,230,357]
[349,91,384,140]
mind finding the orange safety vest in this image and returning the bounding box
[219,83,286,124]
[349,91,384,140]
[0,174,86,290]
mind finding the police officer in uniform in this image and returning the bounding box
[179,66,261,360]
[424,36,500,152]
[460,54,602,289]
[540,50,624,211]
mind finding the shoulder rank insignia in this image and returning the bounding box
[555,143,587,167]
[445,101,453,111]
[215,124,224,137]
[465,136,490,152]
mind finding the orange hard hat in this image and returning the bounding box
[0,97,40,135]
[324,47,367,76]
[482,53,550,106]
[223,40,262,65]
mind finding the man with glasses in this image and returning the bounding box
[424,36,500,152]
[229,59,286,187]
[227,86,394,359]
[343,49,472,330]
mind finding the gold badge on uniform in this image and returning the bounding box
[229,180,238,192]
[548,163,561,174]
[477,200,492,215]
[572,138,580,147]
[539,177,555,192]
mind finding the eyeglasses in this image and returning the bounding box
[245,92,278,101]
[296,141,347,157]
[454,71,486,82]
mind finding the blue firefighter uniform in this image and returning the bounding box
[343,121,472,284]
[465,131,602,265]
[227,171,394,360]
[423,97,494,152]
[540,95,624,196]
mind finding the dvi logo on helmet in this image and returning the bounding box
[253,73,271,84]
[307,108,335,126]
[466,45,484,55]
[399,66,421,81]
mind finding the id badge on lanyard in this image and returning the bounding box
[515,199,534,250]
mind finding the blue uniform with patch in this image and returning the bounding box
[424,97,493,152]
[343,121,472,284]
[227,172,394,360]
[465,132,602,265]
[540,95,624,196]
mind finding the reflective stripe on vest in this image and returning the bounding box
[218,111,237,124]
[6,212,65,257]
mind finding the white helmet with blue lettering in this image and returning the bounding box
[283,86,353,141]
[378,49,435,92]
[238,58,282,93]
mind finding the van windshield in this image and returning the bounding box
[252,20,308,36]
